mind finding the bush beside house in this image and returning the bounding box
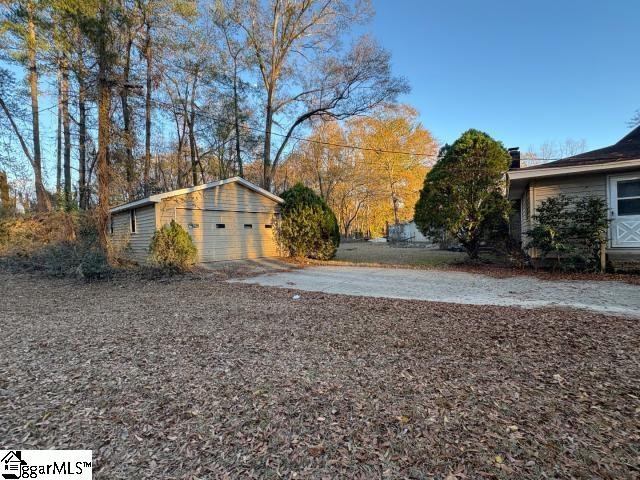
[527,194,609,271]
[148,220,197,272]
[278,183,340,260]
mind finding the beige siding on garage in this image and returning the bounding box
[156,181,280,261]
[174,209,279,261]
[110,205,156,262]
[157,181,277,225]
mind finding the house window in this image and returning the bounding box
[264,224,273,229]
[216,223,226,229]
[130,209,137,233]
[617,179,640,216]
[244,224,253,229]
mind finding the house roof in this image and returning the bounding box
[522,125,640,170]
[109,177,284,214]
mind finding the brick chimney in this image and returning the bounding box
[508,147,520,169]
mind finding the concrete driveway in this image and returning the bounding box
[234,265,640,317]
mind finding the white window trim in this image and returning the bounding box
[607,173,640,248]
[130,209,137,234]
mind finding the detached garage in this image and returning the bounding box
[109,177,283,263]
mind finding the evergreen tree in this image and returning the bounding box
[414,129,511,258]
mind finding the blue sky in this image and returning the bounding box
[367,0,640,153]
[4,0,639,186]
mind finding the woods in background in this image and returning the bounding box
[279,105,436,237]
[0,0,410,245]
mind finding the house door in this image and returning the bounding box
[609,174,640,247]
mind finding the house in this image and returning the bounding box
[388,220,429,243]
[508,126,640,266]
[109,177,283,263]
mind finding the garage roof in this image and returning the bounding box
[110,177,284,214]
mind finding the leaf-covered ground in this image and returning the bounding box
[0,272,638,479]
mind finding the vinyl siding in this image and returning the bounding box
[509,200,522,243]
[157,181,281,261]
[520,173,608,257]
[158,181,278,225]
[531,174,607,209]
[520,187,531,239]
[110,205,156,262]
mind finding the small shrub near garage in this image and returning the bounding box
[149,220,197,272]
[278,183,340,260]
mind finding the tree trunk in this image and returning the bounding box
[78,73,87,210]
[96,0,111,251]
[143,23,152,195]
[262,88,273,190]
[56,69,62,197]
[27,2,50,211]
[189,119,198,186]
[61,55,72,208]
[232,61,243,177]
[172,109,187,189]
[121,36,135,198]
[463,238,480,259]
[391,193,399,226]
[187,76,199,186]
[188,94,198,186]
[0,171,10,209]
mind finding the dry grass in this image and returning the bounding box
[334,241,467,267]
[1,272,638,479]
[325,242,640,285]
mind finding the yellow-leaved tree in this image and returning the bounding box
[278,104,437,237]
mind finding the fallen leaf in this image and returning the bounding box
[308,444,325,457]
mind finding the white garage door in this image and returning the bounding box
[174,208,279,261]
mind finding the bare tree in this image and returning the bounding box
[214,6,247,177]
[0,0,51,210]
[232,0,408,190]
[75,47,90,210]
[60,54,72,207]
[137,0,155,194]
[523,138,588,166]
[96,0,115,249]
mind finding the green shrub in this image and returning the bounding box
[149,220,197,272]
[527,194,572,267]
[570,196,609,271]
[77,248,112,280]
[527,194,609,272]
[278,183,340,260]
